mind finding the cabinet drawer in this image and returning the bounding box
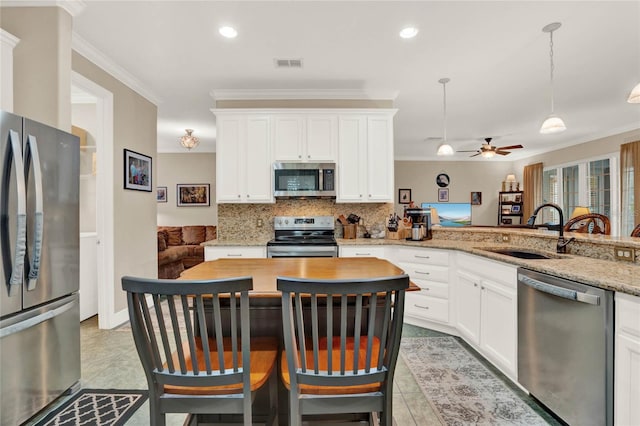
[398,262,449,284]
[395,247,449,266]
[405,292,449,323]
[412,279,449,299]
[339,246,385,258]
[205,246,265,261]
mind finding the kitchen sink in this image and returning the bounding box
[479,247,563,260]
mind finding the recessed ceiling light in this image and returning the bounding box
[399,27,418,39]
[219,26,238,39]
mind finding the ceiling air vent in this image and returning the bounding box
[274,58,303,68]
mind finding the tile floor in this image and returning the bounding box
[31,317,560,425]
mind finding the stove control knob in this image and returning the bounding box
[276,219,282,225]
[284,219,289,225]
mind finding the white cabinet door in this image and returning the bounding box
[366,116,394,201]
[274,116,305,161]
[337,116,366,202]
[245,116,272,202]
[306,115,337,161]
[216,116,243,202]
[455,270,481,345]
[480,278,517,375]
[615,293,640,426]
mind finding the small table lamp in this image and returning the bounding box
[505,174,517,192]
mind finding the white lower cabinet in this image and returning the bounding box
[390,247,451,328]
[339,245,385,258]
[615,292,640,426]
[455,252,517,379]
[204,246,266,261]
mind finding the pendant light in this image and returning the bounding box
[540,22,566,134]
[628,82,640,103]
[436,78,454,156]
[179,129,200,150]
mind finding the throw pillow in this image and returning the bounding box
[163,226,183,246]
[205,226,217,241]
[157,231,167,252]
[182,226,206,245]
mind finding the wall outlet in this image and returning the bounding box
[615,248,635,262]
[256,218,263,228]
[501,234,510,243]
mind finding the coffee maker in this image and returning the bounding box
[405,208,432,241]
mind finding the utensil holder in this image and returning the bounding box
[343,224,357,239]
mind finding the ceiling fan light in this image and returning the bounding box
[481,150,496,158]
[437,143,454,156]
[540,114,567,134]
[627,82,640,103]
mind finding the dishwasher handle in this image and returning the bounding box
[518,274,600,305]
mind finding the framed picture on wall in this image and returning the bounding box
[398,188,412,204]
[438,188,449,202]
[157,186,167,203]
[177,184,210,207]
[471,191,482,205]
[124,149,152,191]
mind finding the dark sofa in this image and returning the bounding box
[157,225,216,279]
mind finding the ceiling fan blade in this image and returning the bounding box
[496,144,523,150]
[470,153,481,157]
[457,150,479,153]
[495,150,511,156]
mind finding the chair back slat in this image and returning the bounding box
[139,294,164,371]
[166,296,187,373]
[211,294,227,373]
[229,294,239,372]
[180,295,199,374]
[194,295,209,375]
[153,295,175,372]
[278,275,409,393]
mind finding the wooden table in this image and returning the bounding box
[179,257,418,295]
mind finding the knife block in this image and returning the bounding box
[343,224,357,239]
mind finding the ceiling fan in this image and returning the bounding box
[457,138,524,158]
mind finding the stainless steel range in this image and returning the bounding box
[267,216,338,258]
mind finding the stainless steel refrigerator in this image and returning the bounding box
[0,110,80,425]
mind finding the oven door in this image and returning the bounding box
[267,245,338,258]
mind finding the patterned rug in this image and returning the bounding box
[400,337,549,426]
[35,389,147,426]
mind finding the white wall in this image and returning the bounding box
[394,160,515,226]
[157,153,217,226]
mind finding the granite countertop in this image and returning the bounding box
[336,237,640,297]
[203,226,640,297]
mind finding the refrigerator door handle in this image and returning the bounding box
[3,129,27,295]
[0,298,75,338]
[24,135,44,291]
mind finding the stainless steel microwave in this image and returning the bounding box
[273,162,336,198]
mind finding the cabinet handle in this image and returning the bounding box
[474,283,478,287]
[359,194,362,198]
[415,255,430,259]
[415,271,430,275]
[355,253,370,256]
[369,194,371,197]
[414,304,429,310]
[237,194,241,198]
[298,155,302,159]
[227,254,242,257]
[307,155,311,159]
[481,286,485,290]
[247,194,250,198]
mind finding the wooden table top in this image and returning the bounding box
[179,257,417,296]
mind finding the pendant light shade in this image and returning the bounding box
[540,114,567,134]
[540,22,566,134]
[179,129,200,150]
[628,82,640,103]
[436,77,454,156]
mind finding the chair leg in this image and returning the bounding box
[269,370,278,426]
[289,390,301,426]
[381,394,393,426]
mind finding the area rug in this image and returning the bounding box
[35,389,148,426]
[400,337,548,426]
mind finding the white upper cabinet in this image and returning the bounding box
[337,112,395,203]
[273,114,337,162]
[215,114,274,203]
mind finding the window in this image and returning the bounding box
[542,156,618,235]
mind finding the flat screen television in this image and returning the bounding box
[421,203,472,227]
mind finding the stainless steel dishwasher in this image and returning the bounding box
[517,268,614,426]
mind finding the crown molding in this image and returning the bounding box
[0,0,87,17]
[210,88,399,102]
[72,32,161,106]
[0,29,20,47]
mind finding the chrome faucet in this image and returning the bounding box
[526,203,575,253]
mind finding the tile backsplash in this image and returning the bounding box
[217,200,394,242]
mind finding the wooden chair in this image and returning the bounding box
[563,213,611,235]
[631,224,640,237]
[121,276,278,426]
[277,274,410,426]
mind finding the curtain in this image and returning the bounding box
[620,141,640,235]
[522,162,543,220]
